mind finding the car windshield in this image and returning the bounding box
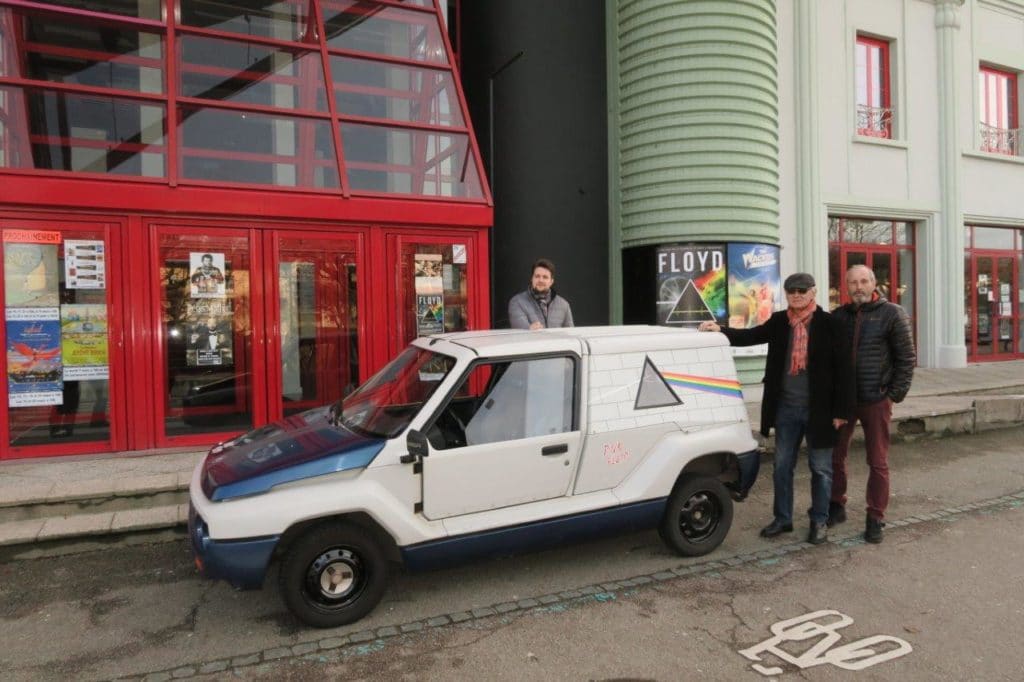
[337,345,456,438]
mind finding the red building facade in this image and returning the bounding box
[0,0,491,459]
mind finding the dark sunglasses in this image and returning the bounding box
[785,287,810,294]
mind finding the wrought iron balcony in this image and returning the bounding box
[856,105,894,139]
[980,123,1021,156]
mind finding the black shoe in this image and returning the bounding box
[807,522,828,545]
[759,520,794,538]
[864,515,885,544]
[827,502,846,528]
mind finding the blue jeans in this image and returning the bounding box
[772,403,833,525]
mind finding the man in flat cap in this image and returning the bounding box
[699,272,853,545]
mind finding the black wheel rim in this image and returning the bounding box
[303,547,366,610]
[677,490,721,543]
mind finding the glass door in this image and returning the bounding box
[2,221,122,457]
[269,231,363,420]
[154,226,261,445]
[970,254,1018,359]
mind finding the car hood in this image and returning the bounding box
[200,405,386,502]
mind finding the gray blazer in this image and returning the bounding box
[508,289,574,329]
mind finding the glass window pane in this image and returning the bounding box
[322,2,448,64]
[160,233,253,436]
[179,106,338,188]
[331,55,462,126]
[0,86,166,176]
[341,122,482,198]
[179,0,313,44]
[4,10,164,93]
[828,246,841,310]
[4,229,113,446]
[895,221,913,245]
[399,241,469,347]
[897,248,914,320]
[278,236,359,416]
[972,226,1015,250]
[180,35,326,112]
[24,1,163,20]
[841,219,893,244]
[828,217,840,243]
[964,253,972,347]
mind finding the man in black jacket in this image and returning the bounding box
[829,265,916,544]
[700,273,853,544]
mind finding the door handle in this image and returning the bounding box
[541,443,568,456]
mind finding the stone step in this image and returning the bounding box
[0,503,188,552]
[0,476,189,524]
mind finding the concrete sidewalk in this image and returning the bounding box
[1,361,1023,554]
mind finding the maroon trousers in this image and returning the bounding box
[831,398,892,521]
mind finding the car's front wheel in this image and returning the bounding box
[279,522,389,628]
[659,475,733,557]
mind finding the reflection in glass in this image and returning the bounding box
[278,237,359,416]
[322,2,448,64]
[12,12,164,93]
[179,0,312,43]
[0,86,166,176]
[180,36,326,112]
[972,226,1015,250]
[179,106,338,188]
[841,219,893,245]
[898,247,915,320]
[331,56,461,126]
[20,0,163,20]
[341,122,482,197]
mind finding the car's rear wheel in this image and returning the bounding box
[660,475,733,557]
[279,523,389,628]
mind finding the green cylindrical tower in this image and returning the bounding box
[608,0,779,382]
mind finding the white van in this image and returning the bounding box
[189,326,759,627]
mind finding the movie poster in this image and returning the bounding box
[416,294,444,335]
[3,231,61,307]
[726,243,782,329]
[656,244,727,327]
[61,303,109,380]
[64,240,106,289]
[6,306,63,406]
[185,299,233,367]
[189,252,227,299]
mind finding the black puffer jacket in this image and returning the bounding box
[833,296,916,405]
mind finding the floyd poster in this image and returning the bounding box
[5,306,63,406]
[416,294,444,336]
[656,244,727,327]
[61,304,109,380]
[64,240,107,289]
[726,243,782,329]
[3,230,61,307]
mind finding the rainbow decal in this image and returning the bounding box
[661,372,743,399]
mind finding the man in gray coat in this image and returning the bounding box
[508,258,574,329]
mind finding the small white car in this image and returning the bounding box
[189,326,759,628]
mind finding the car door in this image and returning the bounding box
[420,354,581,520]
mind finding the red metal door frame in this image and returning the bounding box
[0,213,128,459]
[263,227,370,423]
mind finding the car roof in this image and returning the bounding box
[428,325,728,357]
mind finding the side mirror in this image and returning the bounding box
[401,428,430,464]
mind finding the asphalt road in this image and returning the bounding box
[1,427,1023,681]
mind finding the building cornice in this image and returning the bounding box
[978,0,1024,19]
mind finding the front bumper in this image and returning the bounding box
[188,503,279,590]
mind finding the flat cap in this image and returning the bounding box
[783,272,816,290]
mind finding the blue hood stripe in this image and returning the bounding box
[211,441,385,501]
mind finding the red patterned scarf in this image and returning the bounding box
[786,302,817,375]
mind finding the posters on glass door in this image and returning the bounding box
[64,240,106,289]
[414,254,444,336]
[3,230,61,307]
[5,306,63,406]
[60,304,109,380]
[189,252,227,298]
[185,299,233,367]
